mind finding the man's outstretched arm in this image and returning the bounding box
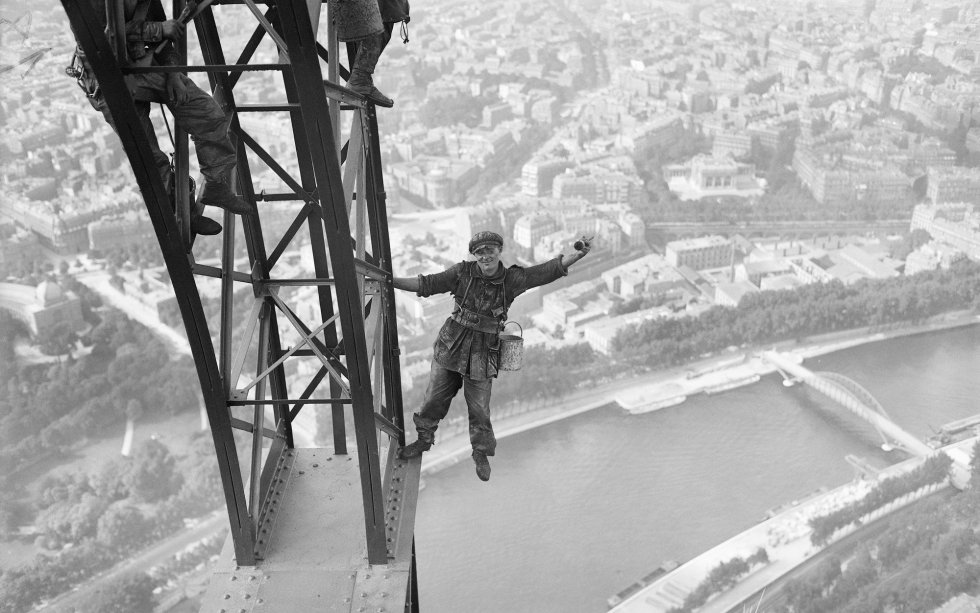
[392,276,420,292]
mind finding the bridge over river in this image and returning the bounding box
[762,351,934,457]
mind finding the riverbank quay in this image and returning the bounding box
[609,437,977,613]
[419,311,980,477]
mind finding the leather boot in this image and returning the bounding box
[200,181,257,216]
[398,439,431,459]
[472,450,491,482]
[348,32,393,108]
[191,214,222,235]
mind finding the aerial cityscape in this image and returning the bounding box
[1,0,980,611]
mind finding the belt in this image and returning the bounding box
[450,309,502,334]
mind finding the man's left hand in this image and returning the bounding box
[167,74,188,104]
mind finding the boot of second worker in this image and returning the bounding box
[348,32,394,108]
[200,181,257,216]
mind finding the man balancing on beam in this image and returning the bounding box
[390,231,592,481]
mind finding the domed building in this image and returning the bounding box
[0,279,84,337]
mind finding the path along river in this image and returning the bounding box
[413,325,980,613]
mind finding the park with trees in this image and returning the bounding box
[0,303,226,612]
[774,442,980,613]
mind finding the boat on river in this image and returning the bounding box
[703,374,761,395]
[606,560,680,609]
[624,395,687,415]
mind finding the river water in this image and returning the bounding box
[413,326,980,613]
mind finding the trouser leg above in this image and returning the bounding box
[463,376,495,456]
[413,362,463,445]
[167,75,237,184]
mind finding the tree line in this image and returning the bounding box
[668,548,770,613]
[776,441,980,613]
[0,305,219,612]
[612,260,980,368]
[0,310,201,475]
[0,432,224,613]
[808,453,952,546]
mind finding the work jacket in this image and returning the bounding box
[72,0,178,108]
[417,257,567,380]
[77,0,179,68]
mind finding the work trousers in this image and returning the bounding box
[100,73,237,184]
[413,361,496,455]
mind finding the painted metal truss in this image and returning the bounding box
[60,0,415,592]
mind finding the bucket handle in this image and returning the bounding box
[502,320,523,337]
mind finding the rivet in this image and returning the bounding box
[223,594,231,599]
[230,576,238,581]
[298,470,305,475]
[361,592,369,597]
[313,463,319,468]
[257,598,264,604]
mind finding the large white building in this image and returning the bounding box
[0,280,85,337]
[910,203,980,259]
[665,236,732,270]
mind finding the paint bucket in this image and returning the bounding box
[498,321,524,371]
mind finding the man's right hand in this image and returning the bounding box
[161,19,185,41]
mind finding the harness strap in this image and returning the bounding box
[450,261,509,334]
[450,308,502,334]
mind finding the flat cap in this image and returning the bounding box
[468,231,504,254]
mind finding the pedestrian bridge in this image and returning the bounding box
[762,351,933,457]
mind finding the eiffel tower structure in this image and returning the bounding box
[61,0,422,610]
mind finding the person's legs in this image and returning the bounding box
[167,75,255,216]
[348,30,394,108]
[400,362,462,458]
[463,376,494,481]
[463,376,495,456]
[99,83,224,236]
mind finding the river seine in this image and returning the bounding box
[413,325,980,613]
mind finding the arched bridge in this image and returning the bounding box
[814,370,895,445]
[763,351,933,457]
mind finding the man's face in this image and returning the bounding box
[473,244,501,275]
